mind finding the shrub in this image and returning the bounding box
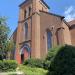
[0,55,2,60]
[46,46,62,61]
[0,60,3,71]
[19,65,48,75]
[44,46,62,70]
[0,60,18,72]
[43,60,51,70]
[48,45,75,75]
[23,59,44,68]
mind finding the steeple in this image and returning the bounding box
[18,0,49,21]
[19,0,50,9]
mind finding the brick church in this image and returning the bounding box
[11,0,75,64]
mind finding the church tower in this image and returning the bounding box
[15,0,50,64]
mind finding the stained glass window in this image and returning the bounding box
[47,30,52,50]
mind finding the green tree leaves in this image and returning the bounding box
[0,16,12,59]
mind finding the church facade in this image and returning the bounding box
[11,0,75,64]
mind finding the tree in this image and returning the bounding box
[0,16,10,59]
[5,40,15,59]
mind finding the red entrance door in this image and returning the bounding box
[24,48,29,60]
[21,48,29,63]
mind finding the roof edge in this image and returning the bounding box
[41,0,50,9]
[40,10,65,18]
[10,28,17,40]
[63,19,70,28]
[19,0,28,7]
[19,0,50,9]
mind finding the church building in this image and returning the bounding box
[11,0,75,64]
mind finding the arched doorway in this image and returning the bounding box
[20,44,30,63]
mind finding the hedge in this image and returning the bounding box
[23,59,44,68]
[43,46,62,70]
[48,45,75,75]
[0,60,18,72]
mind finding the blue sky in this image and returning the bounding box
[0,0,75,34]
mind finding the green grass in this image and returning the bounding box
[19,65,48,75]
[9,74,17,75]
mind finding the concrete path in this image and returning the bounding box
[0,72,16,75]
[0,71,24,75]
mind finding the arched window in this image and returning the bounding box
[47,30,52,50]
[29,7,31,16]
[56,29,60,45]
[25,22,28,39]
[24,10,27,19]
[56,28,64,45]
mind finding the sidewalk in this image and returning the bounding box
[0,72,16,75]
[0,71,24,75]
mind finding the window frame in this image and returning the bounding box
[47,30,52,50]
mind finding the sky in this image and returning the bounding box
[0,0,75,35]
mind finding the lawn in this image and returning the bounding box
[19,65,48,75]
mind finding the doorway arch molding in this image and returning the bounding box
[20,44,30,55]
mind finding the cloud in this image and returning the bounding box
[64,6,73,14]
[64,6,75,22]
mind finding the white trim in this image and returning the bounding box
[20,45,30,55]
